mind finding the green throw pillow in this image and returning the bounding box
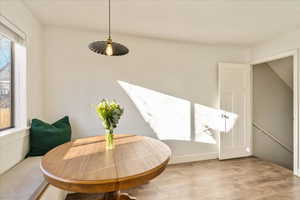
[27,116,71,157]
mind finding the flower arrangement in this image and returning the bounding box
[96,99,124,149]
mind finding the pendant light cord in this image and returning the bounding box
[108,0,111,40]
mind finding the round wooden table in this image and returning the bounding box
[40,134,171,200]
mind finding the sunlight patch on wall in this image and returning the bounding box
[118,81,238,143]
[195,104,238,134]
[194,104,219,144]
[194,104,238,144]
[118,80,191,141]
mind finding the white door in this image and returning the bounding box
[218,63,252,160]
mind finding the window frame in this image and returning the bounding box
[0,35,15,131]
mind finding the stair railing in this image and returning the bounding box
[252,122,293,154]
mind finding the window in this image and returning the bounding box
[0,34,13,130]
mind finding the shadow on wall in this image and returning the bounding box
[118,81,238,144]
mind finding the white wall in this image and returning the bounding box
[43,26,250,162]
[0,1,44,120]
[253,63,293,169]
[0,1,44,174]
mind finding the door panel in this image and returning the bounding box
[219,63,251,160]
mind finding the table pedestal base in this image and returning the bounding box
[66,191,136,200]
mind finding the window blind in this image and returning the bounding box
[0,15,26,44]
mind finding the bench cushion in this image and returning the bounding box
[0,157,47,200]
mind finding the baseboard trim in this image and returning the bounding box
[295,169,300,177]
[169,152,218,164]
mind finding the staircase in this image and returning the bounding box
[253,62,293,170]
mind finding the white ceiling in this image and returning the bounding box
[23,0,300,46]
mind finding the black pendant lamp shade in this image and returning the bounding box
[89,0,129,56]
[89,39,129,56]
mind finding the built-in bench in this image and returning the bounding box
[0,157,67,200]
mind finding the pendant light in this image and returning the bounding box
[88,0,129,56]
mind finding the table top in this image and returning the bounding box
[40,134,171,193]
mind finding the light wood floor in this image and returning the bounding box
[125,157,300,200]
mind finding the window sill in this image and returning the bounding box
[0,127,29,138]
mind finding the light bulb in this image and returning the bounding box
[106,43,113,56]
